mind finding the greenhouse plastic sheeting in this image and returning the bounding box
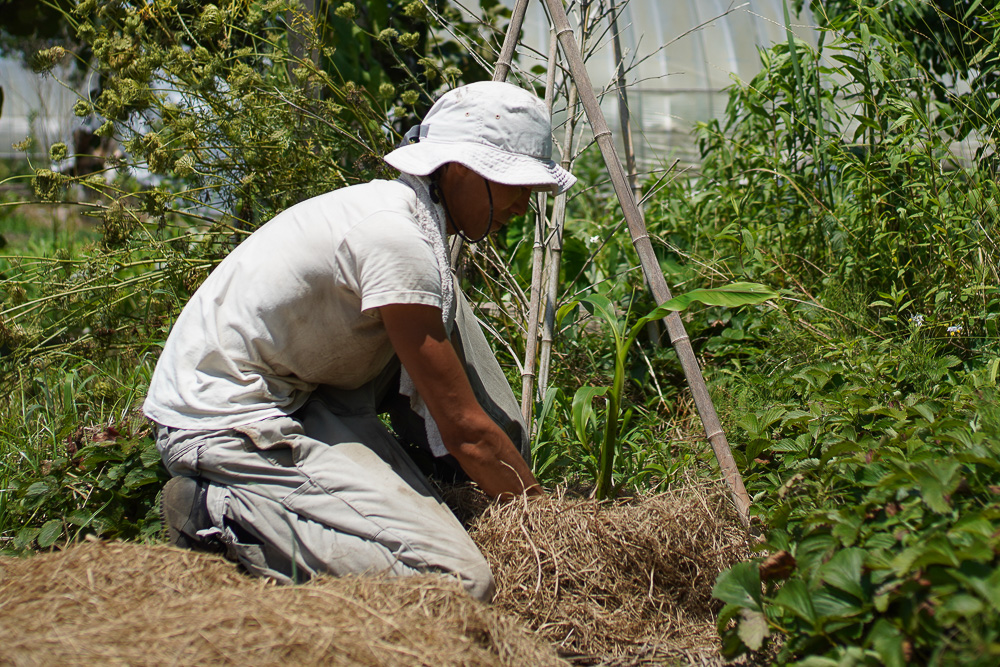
[498,0,819,166]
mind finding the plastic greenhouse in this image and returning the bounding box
[497,0,819,167]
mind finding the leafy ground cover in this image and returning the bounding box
[2,0,999,664]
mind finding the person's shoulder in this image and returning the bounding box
[341,178,416,208]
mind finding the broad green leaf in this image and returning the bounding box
[938,594,984,620]
[123,467,162,489]
[577,294,623,346]
[951,516,996,539]
[910,537,960,569]
[571,386,608,449]
[909,402,936,424]
[37,519,63,548]
[951,567,1000,612]
[773,579,817,625]
[811,587,865,619]
[15,527,41,549]
[555,300,580,327]
[712,561,763,612]
[24,481,51,499]
[867,619,905,667]
[633,283,777,335]
[819,548,866,601]
[736,608,770,650]
[915,470,949,514]
[140,443,163,467]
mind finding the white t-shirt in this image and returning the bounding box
[143,178,443,429]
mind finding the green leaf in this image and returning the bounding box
[792,658,839,667]
[716,602,744,634]
[938,594,984,620]
[867,619,905,667]
[909,402,936,424]
[15,526,41,549]
[773,579,817,626]
[24,481,51,499]
[140,442,163,467]
[811,587,865,619]
[555,300,579,327]
[577,293,623,347]
[37,519,63,548]
[713,561,763,612]
[571,385,608,449]
[819,548,866,601]
[915,470,949,514]
[123,466,162,489]
[634,283,777,333]
[964,0,984,21]
[736,608,770,650]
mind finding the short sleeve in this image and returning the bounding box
[339,212,443,313]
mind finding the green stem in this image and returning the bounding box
[596,345,626,500]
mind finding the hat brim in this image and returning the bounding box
[384,139,577,195]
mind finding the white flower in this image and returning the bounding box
[588,235,600,245]
[909,314,925,327]
[947,325,963,336]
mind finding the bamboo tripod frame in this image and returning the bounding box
[494,0,752,526]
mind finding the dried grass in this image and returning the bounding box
[467,479,752,663]
[0,540,563,667]
[0,479,751,666]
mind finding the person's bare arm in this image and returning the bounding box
[381,303,541,498]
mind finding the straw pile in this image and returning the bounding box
[468,481,751,663]
[0,540,562,667]
[0,480,749,666]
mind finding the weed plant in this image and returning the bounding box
[662,2,1000,663]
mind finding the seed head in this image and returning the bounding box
[31,46,67,74]
[335,3,356,20]
[398,32,420,50]
[50,142,69,162]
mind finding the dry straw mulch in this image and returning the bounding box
[469,481,752,663]
[0,540,562,667]
[0,480,750,666]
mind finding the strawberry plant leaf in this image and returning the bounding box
[819,547,866,601]
[37,519,62,548]
[713,561,763,611]
[737,608,770,650]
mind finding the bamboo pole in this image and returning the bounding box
[519,33,560,428]
[538,0,593,396]
[607,0,640,202]
[541,0,752,526]
[537,80,577,396]
[493,0,531,83]
[606,0,660,346]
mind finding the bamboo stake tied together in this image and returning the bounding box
[494,0,752,527]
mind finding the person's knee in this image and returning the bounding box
[457,552,496,602]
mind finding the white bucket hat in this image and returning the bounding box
[384,81,576,195]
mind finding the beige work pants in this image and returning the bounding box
[154,291,526,602]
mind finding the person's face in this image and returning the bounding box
[437,163,533,239]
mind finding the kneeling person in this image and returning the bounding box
[144,81,576,601]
